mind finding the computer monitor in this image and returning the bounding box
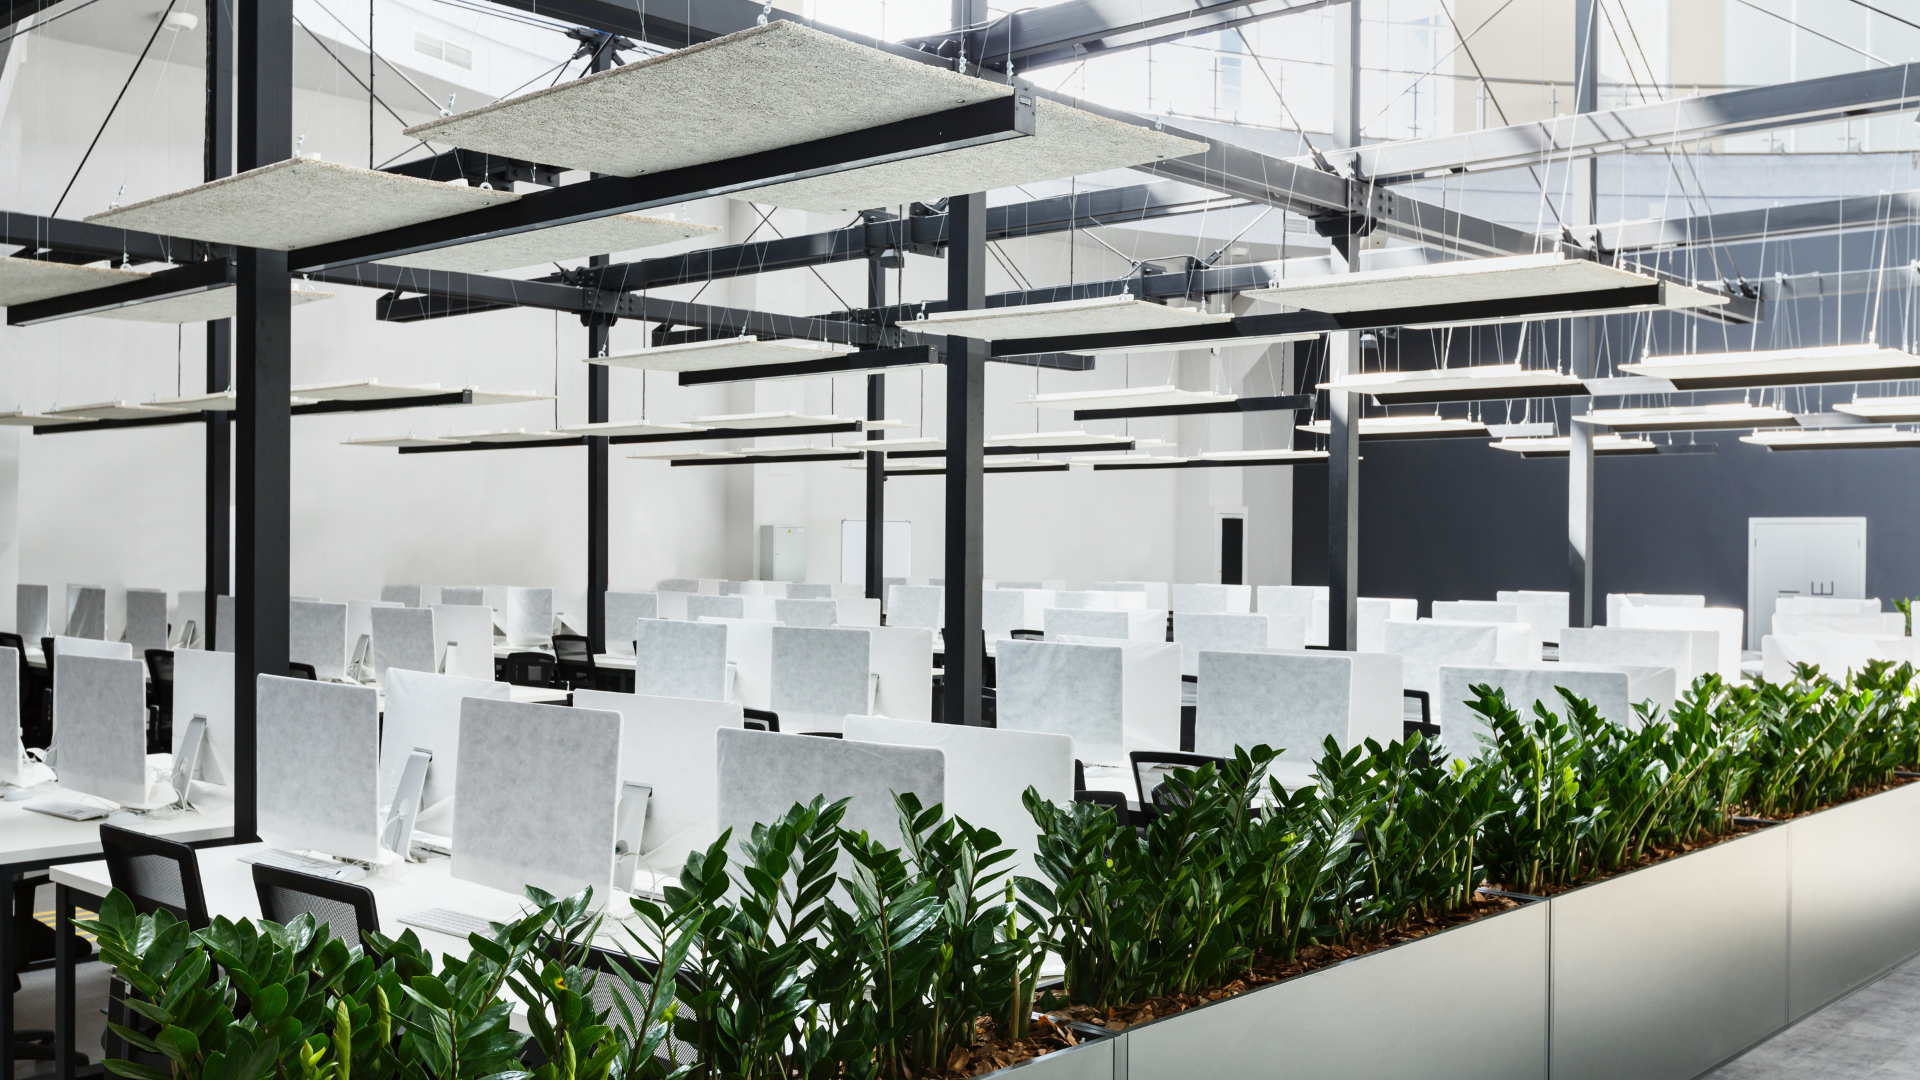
[379,668,510,830]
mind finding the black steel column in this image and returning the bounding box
[586,295,610,654]
[204,0,232,650]
[942,193,986,724]
[1325,0,1362,652]
[1568,0,1600,629]
[865,257,887,602]
[234,0,292,843]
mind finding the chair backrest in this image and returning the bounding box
[145,649,175,684]
[505,651,557,687]
[288,662,318,680]
[40,636,54,680]
[99,824,210,929]
[552,635,593,666]
[1128,750,1229,810]
[251,863,380,954]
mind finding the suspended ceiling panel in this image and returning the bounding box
[450,429,581,443]
[153,391,238,410]
[627,448,741,461]
[1297,417,1489,440]
[1322,363,1587,404]
[1242,252,1720,313]
[87,286,333,323]
[593,337,853,373]
[1835,396,1920,422]
[985,430,1131,447]
[562,420,706,438]
[1025,385,1236,411]
[1741,428,1920,451]
[743,98,1205,213]
[47,401,193,421]
[1574,403,1799,432]
[293,379,462,401]
[0,257,148,307]
[1490,434,1658,457]
[86,158,518,250]
[464,390,555,407]
[0,411,89,426]
[691,411,853,429]
[1196,449,1330,463]
[405,21,1011,176]
[384,214,718,273]
[923,296,1225,342]
[1619,345,1920,389]
[345,435,467,448]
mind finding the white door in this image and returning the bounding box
[840,520,912,584]
[1748,517,1867,650]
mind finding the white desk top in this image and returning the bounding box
[0,785,234,866]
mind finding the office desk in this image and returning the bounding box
[1,789,233,1075]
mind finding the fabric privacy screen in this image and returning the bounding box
[1193,649,1402,787]
[687,594,745,622]
[256,676,382,861]
[66,585,106,639]
[123,589,169,652]
[715,727,944,871]
[605,592,660,655]
[634,619,729,700]
[289,600,350,681]
[440,587,486,607]
[505,588,554,647]
[53,654,151,806]
[770,626,871,730]
[452,697,622,901]
[371,606,437,684]
[995,639,1125,764]
[17,584,47,641]
[381,585,423,608]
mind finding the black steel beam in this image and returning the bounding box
[1091,456,1327,470]
[30,414,208,436]
[290,95,1036,271]
[889,440,1135,458]
[668,451,865,466]
[206,0,233,655]
[615,420,865,444]
[7,259,233,325]
[384,148,562,189]
[1073,393,1313,420]
[291,390,472,414]
[890,462,1070,476]
[401,437,588,454]
[674,345,938,386]
[0,211,206,265]
[865,259,888,605]
[905,0,1345,74]
[943,192,986,726]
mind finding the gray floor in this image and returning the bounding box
[1708,952,1920,1079]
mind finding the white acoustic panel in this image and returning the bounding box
[605,592,659,655]
[1575,403,1798,431]
[123,588,169,653]
[0,256,148,307]
[920,295,1226,341]
[293,379,458,401]
[770,626,870,729]
[48,401,195,421]
[1618,606,1744,680]
[16,585,48,641]
[1763,634,1914,683]
[1560,627,1696,686]
[440,587,486,606]
[1245,252,1721,313]
[1835,395,1920,422]
[1027,385,1235,411]
[1437,664,1637,756]
[706,617,774,710]
[634,619,729,700]
[1173,613,1272,677]
[1358,597,1418,654]
[1432,601,1545,658]
[1606,592,1704,628]
[257,676,382,860]
[505,587,553,647]
[452,697,622,900]
[371,606,436,684]
[1741,428,1920,452]
[386,214,717,273]
[995,639,1125,765]
[1497,591,1571,637]
[775,598,838,627]
[85,285,333,323]
[379,668,509,815]
[289,600,349,680]
[1623,345,1920,390]
[1322,363,1587,402]
[686,594,745,622]
[1176,583,1254,616]
[1384,620,1501,697]
[1773,611,1905,637]
[592,336,851,372]
[1775,597,1884,617]
[431,604,497,681]
[887,585,943,629]
[63,587,107,639]
[715,727,943,865]
[54,655,151,807]
[1195,650,1402,786]
[88,158,518,249]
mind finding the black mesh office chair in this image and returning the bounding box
[287,662,318,680]
[741,708,779,732]
[99,824,210,928]
[145,650,175,753]
[505,652,558,688]
[551,635,596,690]
[39,637,56,744]
[252,864,379,955]
[1128,751,1229,819]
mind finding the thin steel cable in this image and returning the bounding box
[50,0,178,218]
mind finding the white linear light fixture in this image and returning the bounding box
[1021,385,1238,410]
[1490,434,1658,458]
[920,295,1228,341]
[1834,396,1920,422]
[1242,251,1727,314]
[1573,402,1800,432]
[1740,428,1920,451]
[1297,416,1490,440]
[1619,344,1920,390]
[589,337,855,373]
[1321,363,1588,404]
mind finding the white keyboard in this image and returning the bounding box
[25,800,109,821]
[239,848,369,883]
[399,908,499,939]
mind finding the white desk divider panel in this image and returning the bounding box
[1436,664,1645,755]
[17,584,48,641]
[634,619,730,700]
[654,591,690,621]
[868,625,934,723]
[0,646,18,787]
[176,590,206,648]
[1617,605,1745,679]
[775,598,838,627]
[1775,597,1883,617]
[657,578,718,594]
[715,727,944,865]
[1423,620,1533,664]
[1256,585,1327,644]
[215,596,235,652]
[1194,649,1402,788]
[1095,581,1170,610]
[53,636,134,663]
[735,595,775,622]
[1383,620,1501,698]
[1358,598,1419,654]
[124,589,169,652]
[381,585,423,608]
[704,617,774,709]
[605,592,660,655]
[1173,613,1307,677]
[1173,583,1254,615]
[1605,592,1704,627]
[1559,627,1699,686]
[833,597,881,627]
[990,579,1066,591]
[483,585,510,616]
[379,668,510,828]
[996,640,1125,764]
[172,649,233,784]
[1044,607,1164,642]
[440,586,486,606]
[687,594,746,622]
[719,581,747,596]
[887,585,944,629]
[770,626,871,732]
[54,655,155,807]
[289,600,349,681]
[419,587,444,609]
[257,675,382,860]
[573,690,745,877]
[431,605,498,681]
[348,599,402,655]
[1772,611,1907,638]
[505,587,554,647]
[983,589,1037,638]
[370,606,436,685]
[787,583,832,599]
[1055,589,1149,611]
[1496,590,1571,639]
[1432,601,1545,658]
[453,697,622,899]
[1763,634,1916,683]
[829,584,867,599]
[844,715,1072,882]
[66,585,106,639]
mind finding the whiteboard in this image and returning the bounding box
[841,519,911,584]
